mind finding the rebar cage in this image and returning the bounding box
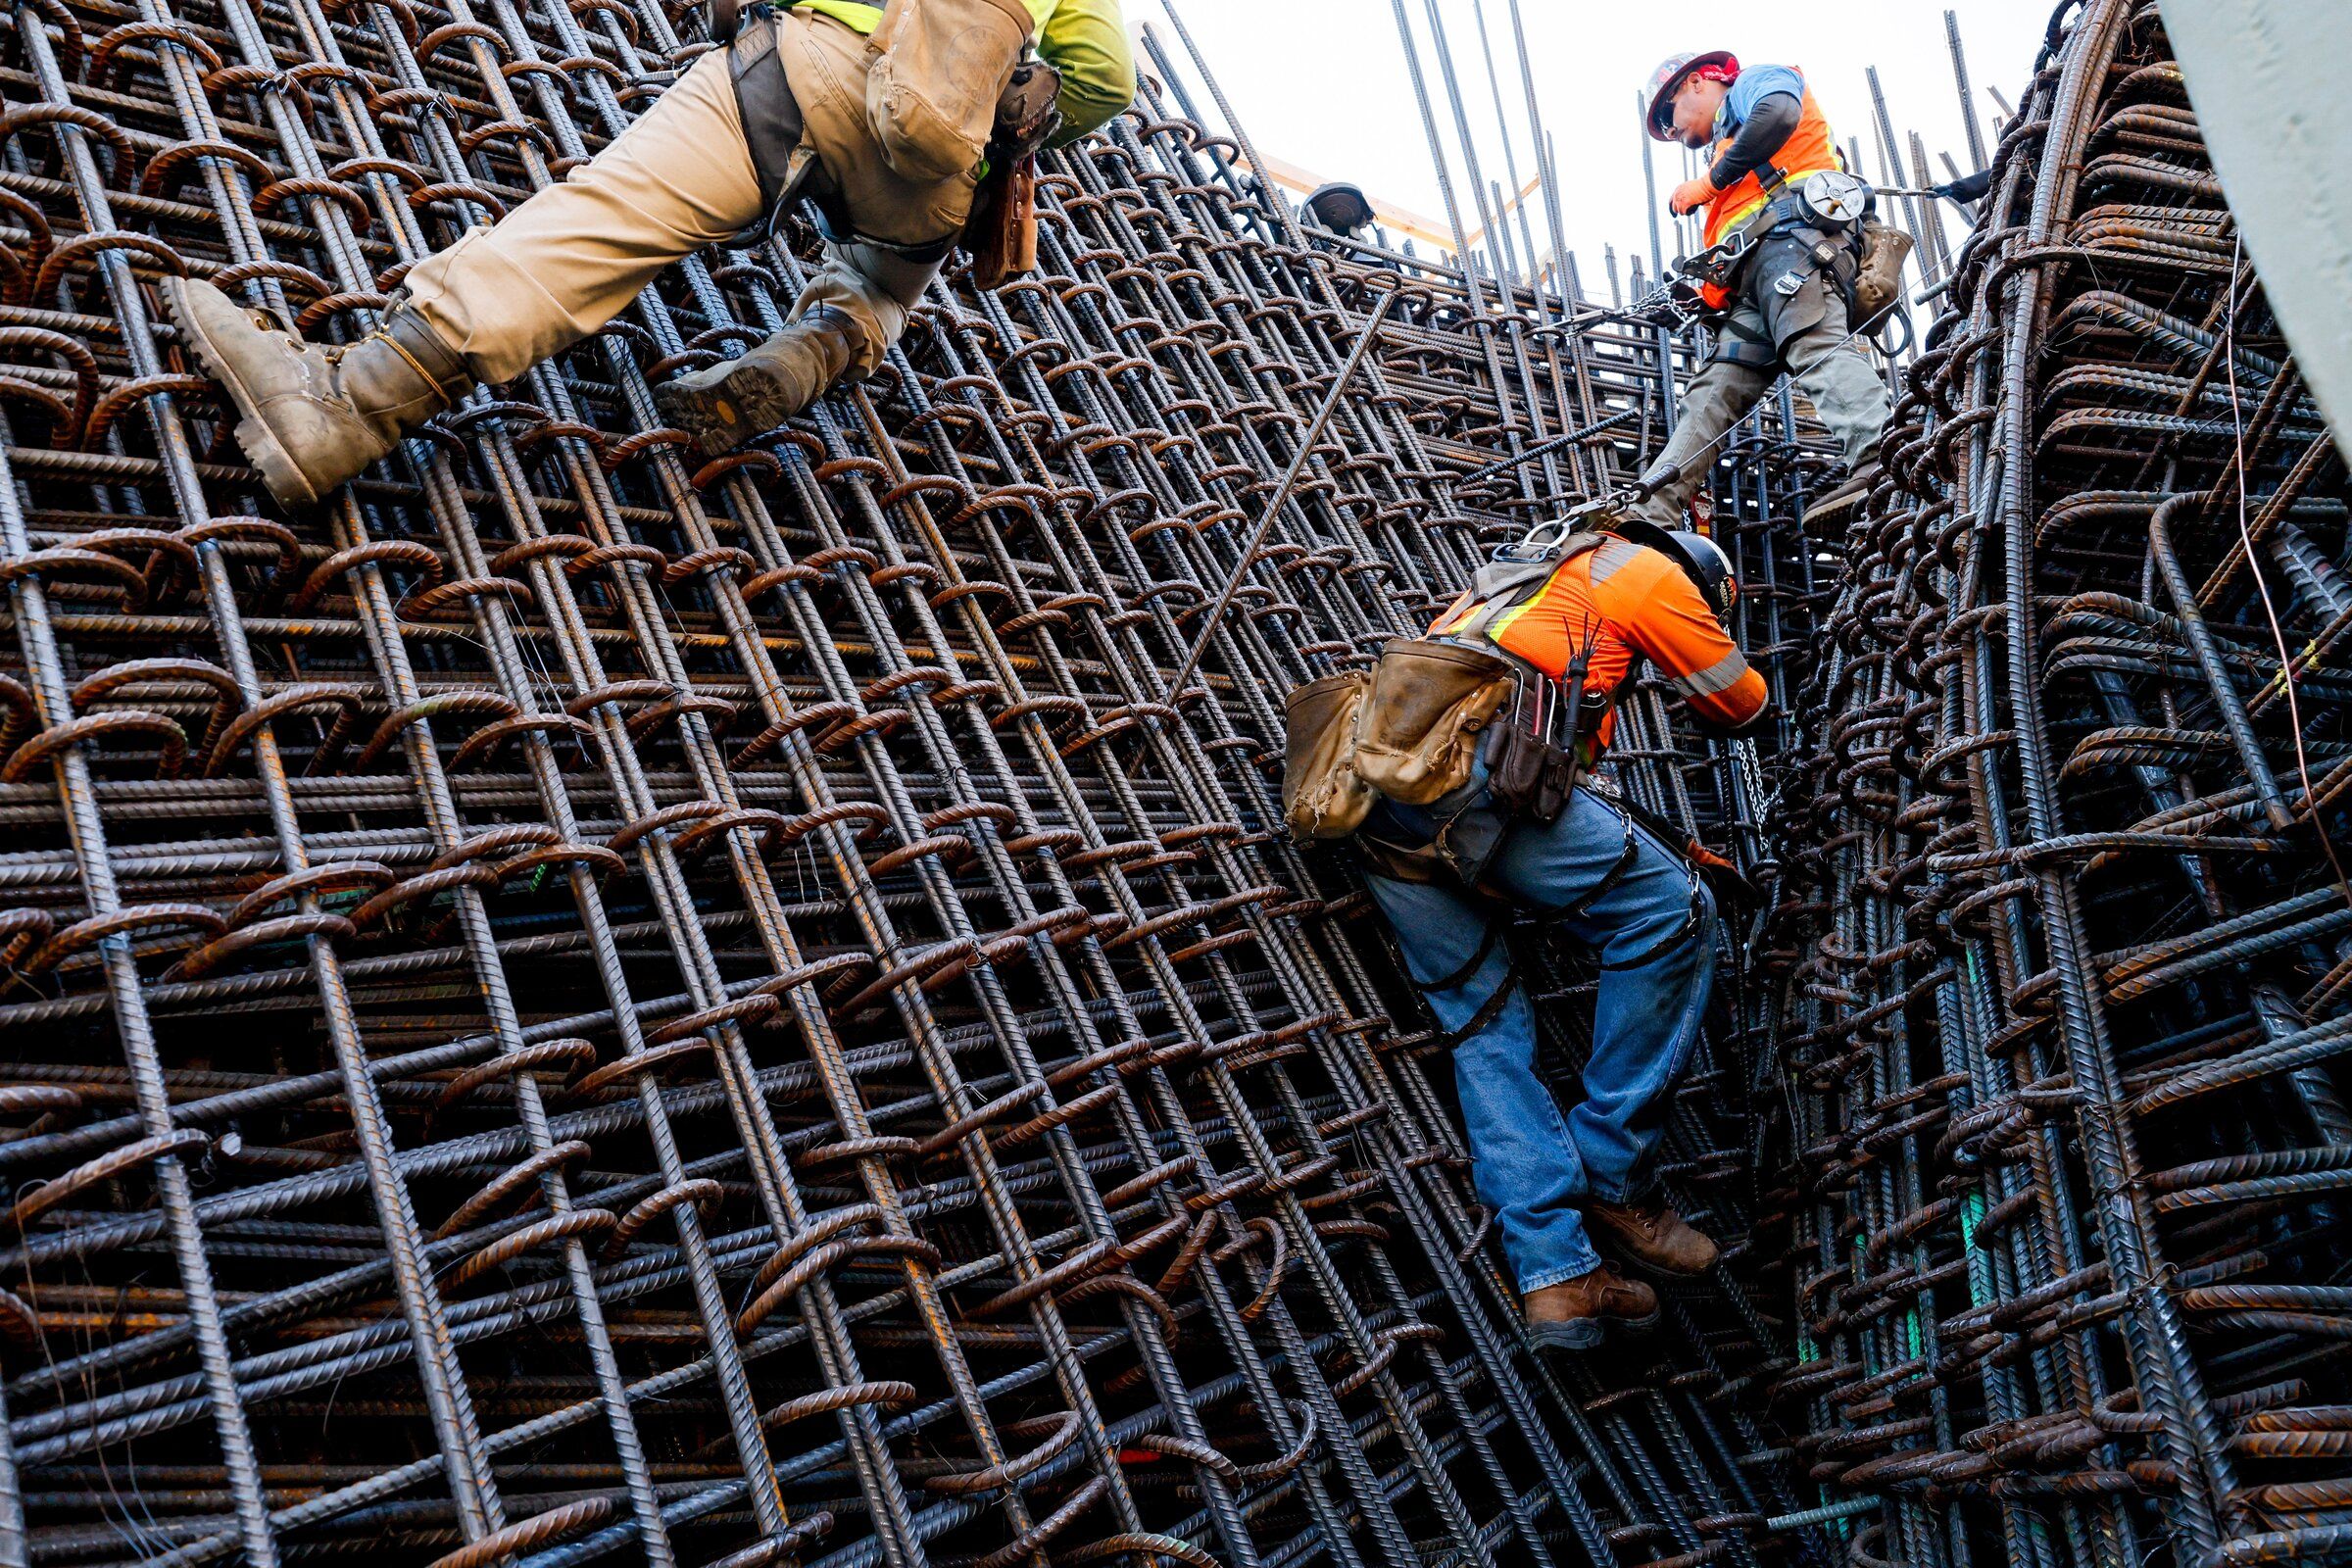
[1,0,2346,1567]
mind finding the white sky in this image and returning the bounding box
[1138,0,2054,298]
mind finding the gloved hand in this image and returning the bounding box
[1685,838,1760,912]
[988,59,1063,165]
[1930,169,1993,206]
[1668,176,1718,218]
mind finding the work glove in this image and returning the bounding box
[988,59,1063,166]
[1668,175,1718,218]
[1686,838,1760,913]
[1930,169,1993,206]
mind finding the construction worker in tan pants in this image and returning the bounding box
[166,0,1134,509]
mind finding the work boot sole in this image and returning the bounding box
[161,277,319,510]
[1525,1308,1660,1351]
[656,359,809,457]
[1803,479,1876,530]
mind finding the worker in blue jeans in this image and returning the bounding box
[1361,528,1767,1348]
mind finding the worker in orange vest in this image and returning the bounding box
[164,0,1133,509]
[1634,52,1894,533]
[1358,525,1768,1348]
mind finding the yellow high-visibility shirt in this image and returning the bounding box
[793,0,1136,144]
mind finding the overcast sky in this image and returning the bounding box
[1139,0,2055,299]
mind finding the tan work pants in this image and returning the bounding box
[404,9,976,386]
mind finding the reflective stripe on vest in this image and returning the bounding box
[1428,532,1606,647]
[1701,83,1842,250]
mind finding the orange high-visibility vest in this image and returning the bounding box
[1426,538,1766,756]
[1700,80,1843,250]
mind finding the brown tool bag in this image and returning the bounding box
[1283,646,1598,846]
[1852,218,1914,326]
[1349,638,1516,806]
[965,155,1038,289]
[1282,639,1513,842]
[1282,669,1377,841]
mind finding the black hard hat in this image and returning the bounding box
[1606,515,1740,622]
[1305,182,1377,237]
[1666,529,1738,619]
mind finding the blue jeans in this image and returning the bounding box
[1359,768,1717,1289]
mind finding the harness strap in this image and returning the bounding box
[1448,595,1512,646]
[1433,967,1520,1051]
[729,8,807,218]
[1601,887,1709,971]
[1421,920,1503,994]
[1708,308,1779,368]
[1447,530,1605,644]
[1717,314,1772,346]
[1553,811,1642,922]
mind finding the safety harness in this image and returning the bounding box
[1353,530,1616,889]
[1348,526,1727,1048]
[1680,161,1868,345]
[714,2,967,263]
[724,7,810,220]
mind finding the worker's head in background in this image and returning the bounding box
[1644,52,1741,150]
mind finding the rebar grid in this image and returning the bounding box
[1762,5,2352,1568]
[0,0,1842,1564]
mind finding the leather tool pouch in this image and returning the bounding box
[864,0,1033,183]
[964,60,1058,288]
[1487,722,1577,827]
[1282,670,1376,842]
[1350,639,1515,807]
[1852,218,1913,325]
[965,155,1037,289]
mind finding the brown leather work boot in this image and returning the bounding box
[163,277,470,509]
[1583,1197,1720,1278]
[1523,1265,1658,1350]
[1803,463,1882,532]
[656,306,859,454]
